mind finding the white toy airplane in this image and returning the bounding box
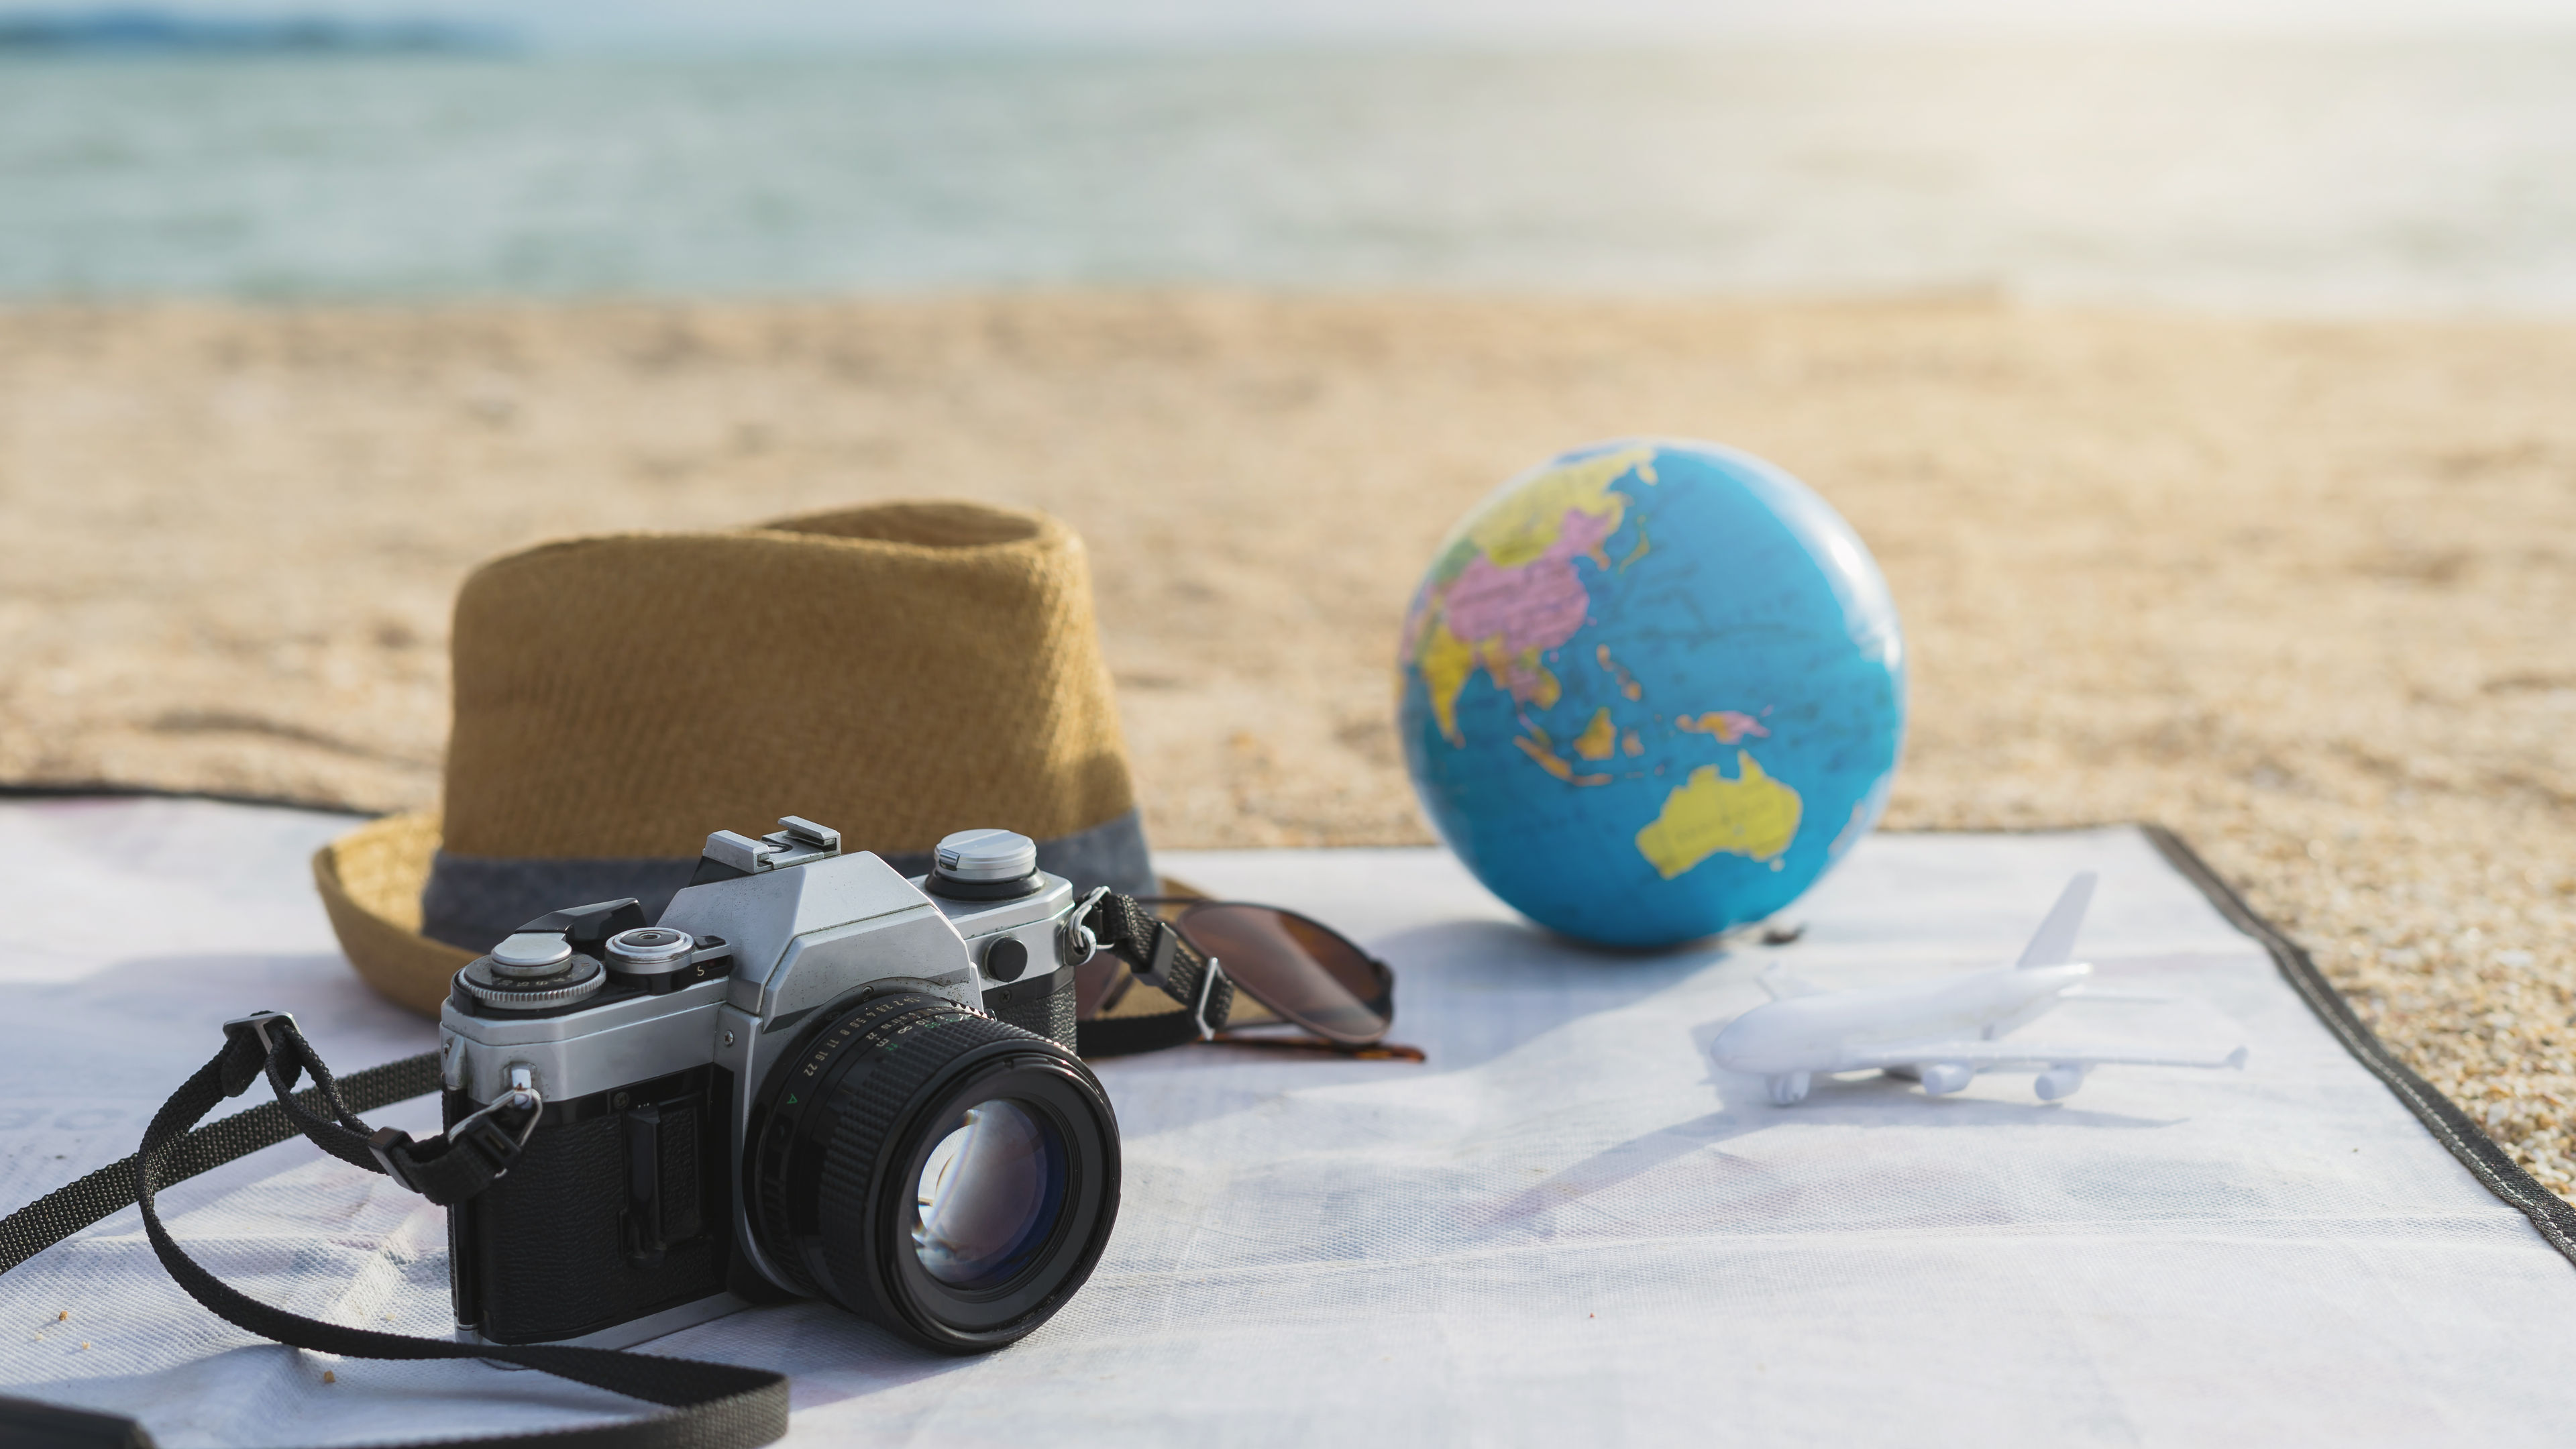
[1709,872,2248,1106]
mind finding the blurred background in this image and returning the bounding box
[5,2,2576,309]
[6,1,2576,1183]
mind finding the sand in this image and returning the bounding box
[3,294,2572,1193]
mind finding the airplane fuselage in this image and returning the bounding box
[1710,963,2092,1076]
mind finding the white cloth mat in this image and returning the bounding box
[3,797,2573,1446]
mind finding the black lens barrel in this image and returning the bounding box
[746,990,1120,1353]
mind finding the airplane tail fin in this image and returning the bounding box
[2016,871,2098,969]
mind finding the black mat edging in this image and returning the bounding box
[2145,823,2576,1267]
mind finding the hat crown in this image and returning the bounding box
[439,500,1137,864]
[321,500,1160,1014]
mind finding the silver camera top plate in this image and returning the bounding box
[657,851,969,1024]
[440,853,1079,1083]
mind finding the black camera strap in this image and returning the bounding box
[0,1017,789,1449]
[1074,891,1240,1059]
[0,888,1212,1442]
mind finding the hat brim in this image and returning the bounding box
[317,813,1215,1022]
[313,811,476,1018]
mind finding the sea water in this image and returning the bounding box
[3,38,2574,310]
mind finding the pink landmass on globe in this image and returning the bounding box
[1442,507,1616,658]
[1677,710,1770,744]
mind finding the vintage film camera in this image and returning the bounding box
[435,816,1120,1354]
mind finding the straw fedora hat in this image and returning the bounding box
[314,500,1159,1018]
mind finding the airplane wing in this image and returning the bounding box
[2016,871,2098,968]
[1840,1039,2248,1071]
[1757,963,1827,1001]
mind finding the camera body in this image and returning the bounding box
[437,817,1115,1353]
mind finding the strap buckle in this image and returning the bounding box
[221,1010,296,1056]
[370,1070,543,1200]
[1193,957,1225,1042]
[1138,920,1224,1040]
[218,1010,297,1097]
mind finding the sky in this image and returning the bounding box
[15,0,2576,45]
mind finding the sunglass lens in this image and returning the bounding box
[1073,951,1129,1020]
[1175,904,1390,1044]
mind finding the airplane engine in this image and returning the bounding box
[2035,1065,2089,1102]
[1917,1062,1974,1096]
[1765,1071,1811,1106]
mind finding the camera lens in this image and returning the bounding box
[746,991,1118,1353]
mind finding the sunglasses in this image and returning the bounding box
[1074,897,1409,1059]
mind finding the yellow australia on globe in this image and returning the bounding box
[1633,752,1804,880]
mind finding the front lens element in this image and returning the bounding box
[912,1100,1066,1289]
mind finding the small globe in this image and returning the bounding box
[1399,439,1906,948]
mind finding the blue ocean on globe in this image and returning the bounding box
[1398,439,1907,948]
